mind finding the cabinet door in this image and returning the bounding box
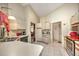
[45,23,50,29]
[75,41,79,56]
[71,13,79,24]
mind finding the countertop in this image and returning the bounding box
[0,41,43,56]
[0,35,28,42]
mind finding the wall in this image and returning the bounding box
[8,3,26,29]
[40,3,79,46]
[24,5,39,42]
[0,3,8,15]
[4,3,27,37]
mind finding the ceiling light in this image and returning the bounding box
[8,16,16,20]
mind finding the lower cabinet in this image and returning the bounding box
[75,41,79,56]
[20,36,28,42]
[42,29,50,44]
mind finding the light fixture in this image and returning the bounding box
[8,16,16,20]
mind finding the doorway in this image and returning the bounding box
[30,22,36,43]
[52,22,62,43]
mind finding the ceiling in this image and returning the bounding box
[22,3,64,17]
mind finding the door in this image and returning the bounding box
[52,22,62,43]
[30,22,35,43]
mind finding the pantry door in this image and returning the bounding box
[52,22,62,43]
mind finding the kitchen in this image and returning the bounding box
[0,3,43,56]
[0,3,79,56]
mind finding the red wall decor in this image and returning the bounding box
[0,11,10,32]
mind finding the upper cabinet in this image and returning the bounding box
[70,12,79,25]
[40,17,50,30]
[70,12,79,33]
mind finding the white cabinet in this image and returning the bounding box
[70,12,79,33]
[42,29,50,44]
[41,21,50,29]
[45,23,50,29]
[40,17,51,43]
[40,17,50,30]
[35,23,42,42]
[71,13,79,24]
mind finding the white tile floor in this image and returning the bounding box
[34,41,68,56]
